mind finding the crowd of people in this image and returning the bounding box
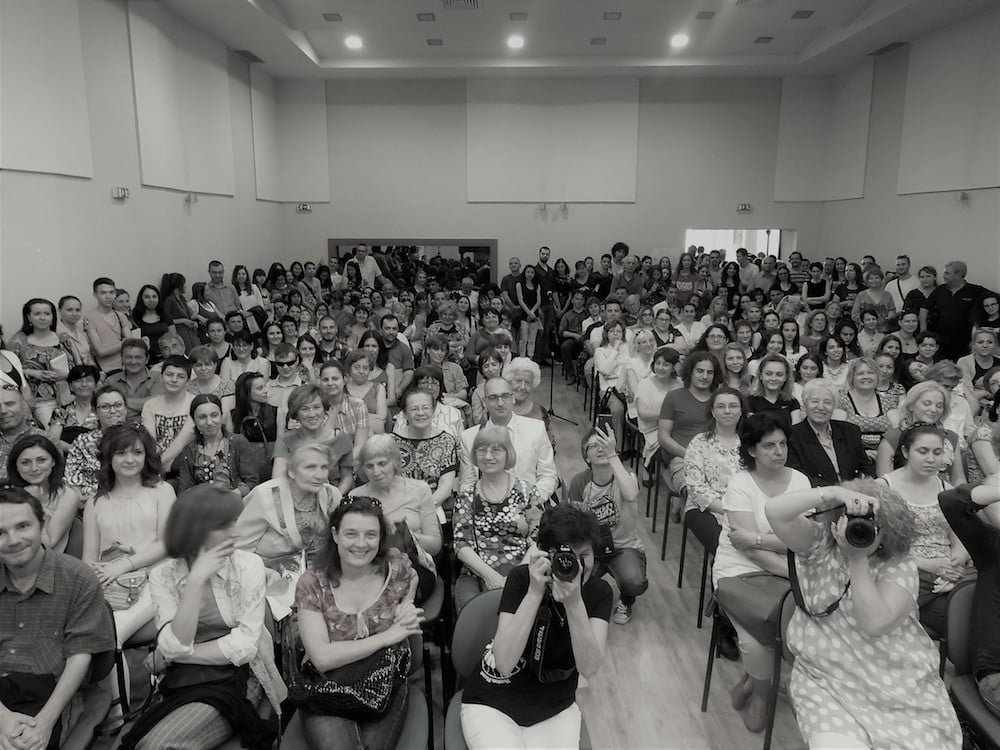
[0,241,998,749]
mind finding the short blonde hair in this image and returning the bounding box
[898,381,951,425]
[502,357,541,389]
[359,434,402,473]
[471,426,517,470]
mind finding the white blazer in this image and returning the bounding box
[459,413,557,500]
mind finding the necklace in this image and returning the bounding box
[292,489,318,513]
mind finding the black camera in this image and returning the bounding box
[844,511,879,548]
[548,545,582,582]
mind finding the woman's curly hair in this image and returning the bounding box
[840,478,916,561]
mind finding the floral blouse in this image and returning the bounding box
[683,431,741,518]
[393,430,459,493]
[7,332,78,402]
[294,548,414,641]
[453,478,544,576]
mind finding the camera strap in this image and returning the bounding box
[787,550,851,619]
[529,598,576,684]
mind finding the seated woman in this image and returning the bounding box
[272,384,354,496]
[343,349,388,434]
[594,320,631,452]
[391,365,465,439]
[6,434,80,553]
[470,348,504,426]
[766,481,961,749]
[318,359,370,463]
[838,357,891,462]
[503,357,553,439]
[791,352,824,404]
[634,346,681,471]
[878,381,964,484]
[231,372,279,480]
[120,486,285,750]
[83,424,175,716]
[713,413,809,733]
[392,387,459,520]
[746,353,800,430]
[460,504,612,749]
[177,394,260,499]
[423,333,469,403]
[220,330,271,383]
[186,346,237,420]
[350,435,442,604]
[879,423,971,635]
[237,441,342,573]
[47,364,100,452]
[683,387,745,533]
[294,497,423,750]
[453,425,544,613]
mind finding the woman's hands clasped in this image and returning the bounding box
[385,602,424,645]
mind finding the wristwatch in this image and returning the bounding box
[755,534,762,550]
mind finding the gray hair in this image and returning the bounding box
[358,433,402,473]
[801,378,839,404]
[502,357,541,389]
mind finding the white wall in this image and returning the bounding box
[278,78,825,275]
[0,0,282,327]
[820,46,1000,287]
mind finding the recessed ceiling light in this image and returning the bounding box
[603,11,622,21]
[754,36,773,44]
[507,34,525,50]
[426,38,443,46]
[670,33,689,49]
[791,10,814,19]
[696,11,715,20]
[345,35,363,50]
[590,37,607,46]
[510,12,528,21]
[416,12,435,22]
[322,13,342,22]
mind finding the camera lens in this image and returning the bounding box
[550,547,580,582]
[845,516,878,548]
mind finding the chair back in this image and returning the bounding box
[451,588,503,680]
[779,589,797,666]
[64,517,84,559]
[946,580,977,676]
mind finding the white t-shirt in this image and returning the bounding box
[887,275,919,314]
[712,468,811,585]
[356,256,381,288]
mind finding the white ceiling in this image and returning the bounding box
[158,0,999,79]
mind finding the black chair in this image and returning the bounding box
[677,509,721,628]
[701,588,796,750]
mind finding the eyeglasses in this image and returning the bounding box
[475,446,506,457]
[276,360,298,368]
[485,392,513,403]
[0,384,21,392]
[97,402,126,413]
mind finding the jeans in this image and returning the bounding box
[594,547,648,605]
[560,339,582,375]
[302,683,409,750]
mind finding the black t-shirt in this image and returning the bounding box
[460,564,613,726]
[903,288,930,313]
[928,283,988,343]
[746,394,800,432]
[589,272,613,301]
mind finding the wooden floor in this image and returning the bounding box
[542,366,806,750]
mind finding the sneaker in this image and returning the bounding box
[612,602,632,625]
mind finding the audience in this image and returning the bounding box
[2,244,994,749]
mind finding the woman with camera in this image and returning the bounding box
[765,480,961,749]
[460,503,612,749]
[713,412,809,733]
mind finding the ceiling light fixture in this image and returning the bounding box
[791,10,814,19]
[590,37,607,46]
[670,33,689,49]
[322,13,342,22]
[603,11,622,21]
[507,34,525,50]
[416,12,435,22]
[427,38,443,46]
[696,11,715,20]
[345,35,363,50]
[754,36,773,44]
[510,12,528,21]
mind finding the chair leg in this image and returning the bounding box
[423,640,434,750]
[651,467,661,533]
[697,551,712,629]
[762,634,784,750]
[113,650,129,717]
[659,500,671,561]
[677,522,688,588]
[701,611,721,712]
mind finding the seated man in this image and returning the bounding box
[0,386,45,483]
[568,427,647,626]
[0,487,115,749]
[459,377,557,500]
[106,338,159,423]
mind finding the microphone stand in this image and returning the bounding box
[545,319,577,426]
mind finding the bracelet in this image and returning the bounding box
[755,534,762,550]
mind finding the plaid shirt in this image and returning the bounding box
[0,551,115,675]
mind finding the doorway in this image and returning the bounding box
[684,229,786,261]
[327,238,498,283]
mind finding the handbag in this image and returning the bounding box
[159,663,242,692]
[281,611,411,720]
[104,570,149,611]
[714,573,790,647]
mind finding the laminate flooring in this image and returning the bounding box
[542,367,806,750]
